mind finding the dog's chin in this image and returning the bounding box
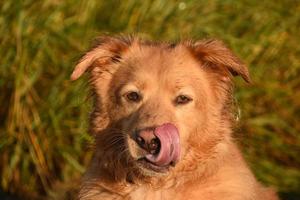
[135,158,171,176]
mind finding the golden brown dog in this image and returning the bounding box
[71,35,279,200]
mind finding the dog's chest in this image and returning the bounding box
[129,186,176,200]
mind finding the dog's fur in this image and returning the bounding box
[71,36,279,200]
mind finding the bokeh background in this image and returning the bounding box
[1,0,299,199]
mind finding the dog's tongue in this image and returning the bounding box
[145,123,180,166]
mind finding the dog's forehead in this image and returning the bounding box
[123,44,203,79]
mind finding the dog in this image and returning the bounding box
[71,35,279,200]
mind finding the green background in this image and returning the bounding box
[1,0,299,199]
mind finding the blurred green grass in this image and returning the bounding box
[0,0,299,198]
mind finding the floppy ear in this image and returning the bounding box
[189,39,251,83]
[71,36,133,80]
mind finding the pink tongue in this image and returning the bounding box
[145,123,180,166]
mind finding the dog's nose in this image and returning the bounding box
[135,129,160,155]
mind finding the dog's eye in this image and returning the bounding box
[175,95,192,105]
[125,91,141,102]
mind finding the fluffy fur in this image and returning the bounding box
[71,35,279,200]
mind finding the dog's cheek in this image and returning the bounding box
[174,100,211,155]
[174,112,198,154]
[106,99,140,124]
[175,104,203,133]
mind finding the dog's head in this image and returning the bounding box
[72,36,250,179]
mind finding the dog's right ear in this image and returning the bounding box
[71,36,133,80]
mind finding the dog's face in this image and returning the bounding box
[72,36,250,177]
[107,46,213,175]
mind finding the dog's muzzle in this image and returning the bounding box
[135,123,180,167]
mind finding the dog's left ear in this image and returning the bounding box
[71,36,132,80]
[189,39,251,83]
